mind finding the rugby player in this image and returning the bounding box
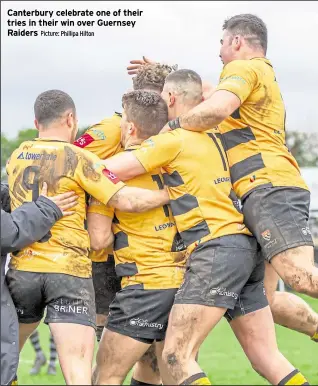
[74,112,123,344]
[89,91,186,385]
[74,64,176,385]
[100,75,309,385]
[6,89,171,385]
[159,14,318,341]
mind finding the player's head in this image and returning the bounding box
[220,14,267,65]
[161,69,203,120]
[132,63,176,93]
[121,90,168,146]
[34,90,78,142]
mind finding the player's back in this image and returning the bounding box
[6,138,120,278]
[217,58,308,199]
[133,128,250,255]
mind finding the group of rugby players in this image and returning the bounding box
[5,13,317,386]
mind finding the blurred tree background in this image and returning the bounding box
[1,128,318,181]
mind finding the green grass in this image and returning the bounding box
[18,294,318,385]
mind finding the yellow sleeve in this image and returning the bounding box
[73,113,122,159]
[87,197,115,219]
[133,131,182,172]
[216,60,258,103]
[74,147,125,205]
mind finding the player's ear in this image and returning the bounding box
[129,122,137,135]
[66,111,74,128]
[169,92,175,107]
[233,35,242,51]
[34,119,40,130]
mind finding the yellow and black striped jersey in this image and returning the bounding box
[133,128,251,254]
[88,145,186,290]
[216,58,308,200]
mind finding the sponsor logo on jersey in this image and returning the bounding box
[214,176,231,184]
[17,152,57,161]
[91,129,106,140]
[74,133,94,148]
[129,318,163,330]
[102,168,121,184]
[154,222,176,232]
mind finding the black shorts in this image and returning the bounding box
[107,286,177,343]
[6,270,96,328]
[92,256,121,315]
[242,187,314,261]
[174,235,268,321]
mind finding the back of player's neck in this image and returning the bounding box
[38,131,70,142]
[125,138,143,149]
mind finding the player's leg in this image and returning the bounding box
[227,251,309,384]
[265,262,318,340]
[47,332,57,375]
[230,308,309,384]
[92,258,121,343]
[44,273,96,385]
[93,329,151,385]
[29,329,47,375]
[271,245,318,297]
[94,286,177,385]
[131,343,162,385]
[162,235,258,385]
[243,187,317,297]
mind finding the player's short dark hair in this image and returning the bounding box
[133,63,177,93]
[34,90,76,127]
[122,90,168,138]
[165,69,202,103]
[223,14,267,53]
[165,69,202,87]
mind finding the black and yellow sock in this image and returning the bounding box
[130,377,161,385]
[180,372,211,385]
[279,369,309,385]
[311,327,318,342]
[49,333,57,366]
[29,330,44,356]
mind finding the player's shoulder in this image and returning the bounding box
[221,59,256,77]
[89,112,121,133]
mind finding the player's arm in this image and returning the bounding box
[87,198,114,251]
[101,132,182,181]
[0,183,78,254]
[163,61,258,133]
[76,149,169,213]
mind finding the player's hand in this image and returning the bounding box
[127,56,156,75]
[40,182,78,216]
[160,123,173,134]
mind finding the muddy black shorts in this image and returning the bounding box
[242,187,314,261]
[6,270,96,328]
[107,286,177,343]
[174,234,268,321]
[92,256,121,315]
